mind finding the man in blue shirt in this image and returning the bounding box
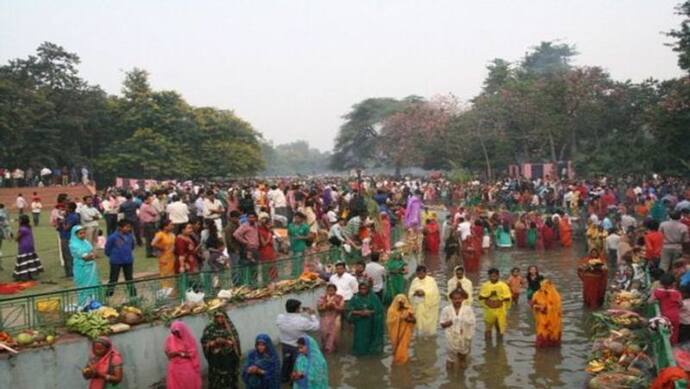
[105,220,137,297]
[58,202,81,278]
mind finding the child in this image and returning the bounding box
[506,267,525,304]
[96,229,106,250]
[526,265,544,302]
[206,240,229,288]
[680,285,690,344]
[650,273,682,344]
[440,288,476,368]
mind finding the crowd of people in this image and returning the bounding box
[0,166,92,188]
[1,173,688,387]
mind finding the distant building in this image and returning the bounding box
[508,161,574,180]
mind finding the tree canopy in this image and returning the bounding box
[0,42,265,184]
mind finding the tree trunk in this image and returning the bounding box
[548,130,557,162]
[394,164,401,178]
[478,133,493,181]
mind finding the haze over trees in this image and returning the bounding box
[332,2,690,178]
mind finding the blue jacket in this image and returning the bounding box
[105,231,135,265]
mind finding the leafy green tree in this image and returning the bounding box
[668,1,690,72]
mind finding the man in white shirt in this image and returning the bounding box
[203,191,224,232]
[79,196,101,245]
[166,195,189,234]
[30,196,42,226]
[276,299,320,384]
[268,184,288,218]
[620,212,637,233]
[365,253,386,300]
[194,193,205,219]
[457,217,472,242]
[604,229,620,266]
[328,262,358,301]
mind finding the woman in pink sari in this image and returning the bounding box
[165,321,202,389]
[318,284,345,353]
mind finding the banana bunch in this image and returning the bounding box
[585,359,606,373]
[66,312,111,339]
[205,299,225,311]
[121,306,143,315]
[96,306,119,319]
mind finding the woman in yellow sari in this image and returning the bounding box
[531,279,562,347]
[408,265,440,337]
[386,294,416,364]
[152,220,176,289]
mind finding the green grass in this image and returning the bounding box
[0,211,160,298]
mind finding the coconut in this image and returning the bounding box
[16,333,34,346]
[122,312,142,325]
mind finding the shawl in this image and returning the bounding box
[447,268,473,305]
[70,225,93,260]
[408,276,440,336]
[166,321,201,372]
[242,334,280,389]
[293,335,328,389]
[346,290,385,355]
[201,311,242,360]
[404,195,423,229]
[88,337,122,389]
[386,294,415,353]
[531,280,562,341]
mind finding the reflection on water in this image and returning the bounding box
[325,241,591,388]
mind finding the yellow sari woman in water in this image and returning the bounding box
[532,279,562,348]
[386,294,416,364]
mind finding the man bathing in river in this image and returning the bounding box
[478,268,512,342]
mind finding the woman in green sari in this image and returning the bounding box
[383,251,407,305]
[200,311,242,389]
[292,335,328,389]
[346,283,385,356]
[70,225,101,306]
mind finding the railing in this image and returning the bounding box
[0,249,341,333]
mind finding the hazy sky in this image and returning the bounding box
[1,0,684,151]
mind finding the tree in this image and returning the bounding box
[668,1,690,72]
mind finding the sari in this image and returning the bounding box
[404,195,423,229]
[515,221,527,248]
[383,253,407,305]
[541,224,554,250]
[386,294,415,364]
[242,334,280,389]
[379,213,392,253]
[293,335,328,389]
[532,280,562,347]
[407,276,440,336]
[166,321,202,389]
[87,337,123,389]
[317,292,344,353]
[152,230,176,289]
[346,290,385,355]
[577,253,608,308]
[496,226,512,248]
[174,235,198,273]
[423,221,440,254]
[201,311,242,389]
[558,217,572,247]
[478,280,512,334]
[70,226,101,306]
[526,228,537,249]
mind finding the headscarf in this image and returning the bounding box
[242,334,280,389]
[69,225,93,260]
[294,335,328,389]
[166,321,201,372]
[386,294,414,346]
[531,280,562,341]
[201,310,242,359]
[88,337,122,389]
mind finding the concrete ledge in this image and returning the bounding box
[0,287,323,389]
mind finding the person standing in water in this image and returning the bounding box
[408,265,440,337]
[478,268,512,341]
[440,288,476,368]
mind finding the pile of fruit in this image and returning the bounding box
[66,312,111,339]
[608,290,645,311]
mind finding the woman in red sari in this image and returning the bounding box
[472,220,485,255]
[541,219,555,250]
[379,212,392,253]
[423,219,440,254]
[258,216,277,282]
[82,337,124,389]
[558,214,573,248]
[175,223,199,273]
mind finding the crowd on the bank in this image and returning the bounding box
[0,166,92,188]
[1,174,689,388]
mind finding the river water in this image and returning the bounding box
[325,242,592,388]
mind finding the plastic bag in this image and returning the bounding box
[185,289,205,303]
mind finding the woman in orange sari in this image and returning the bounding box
[379,212,392,253]
[531,279,562,347]
[387,294,416,364]
[152,220,177,289]
[558,214,572,248]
